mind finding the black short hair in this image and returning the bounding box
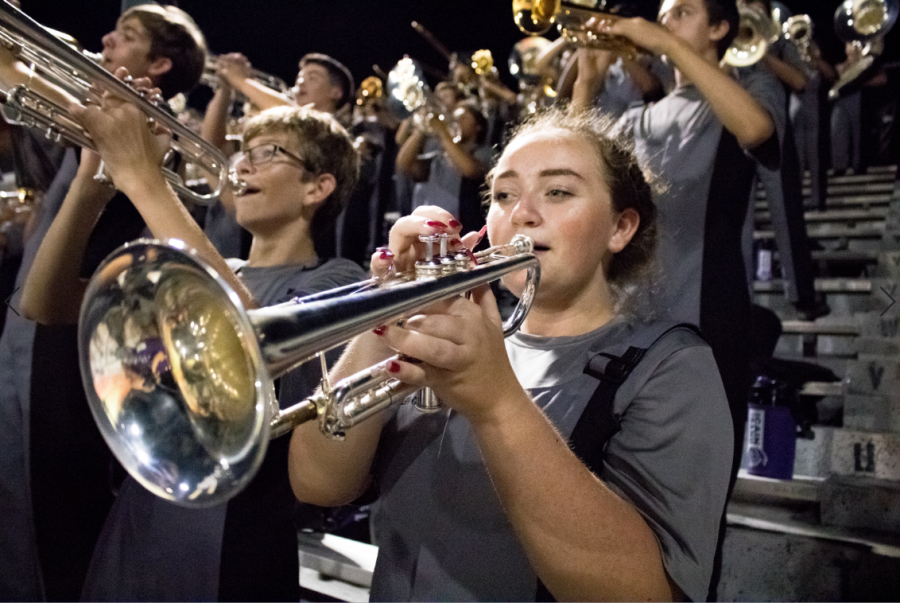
[456,99,488,145]
[299,53,354,109]
[703,0,740,59]
[121,4,207,98]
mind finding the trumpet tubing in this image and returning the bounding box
[201,54,289,94]
[0,2,232,205]
[512,0,641,57]
[79,236,539,506]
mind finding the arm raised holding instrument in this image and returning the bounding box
[21,72,256,320]
[589,1,774,148]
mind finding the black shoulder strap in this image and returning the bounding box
[571,322,702,475]
[534,321,701,603]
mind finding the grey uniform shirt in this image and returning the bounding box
[411,136,495,219]
[369,318,733,602]
[616,69,782,325]
[81,257,367,602]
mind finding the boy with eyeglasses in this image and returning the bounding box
[21,97,366,599]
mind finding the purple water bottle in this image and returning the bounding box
[744,376,797,480]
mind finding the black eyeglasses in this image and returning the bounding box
[240,143,310,170]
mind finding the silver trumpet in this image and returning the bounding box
[200,53,289,94]
[0,1,234,204]
[78,235,540,507]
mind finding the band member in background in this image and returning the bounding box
[22,78,365,599]
[737,0,827,322]
[0,5,206,600]
[396,98,493,233]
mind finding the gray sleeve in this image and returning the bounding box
[602,341,734,602]
[739,68,785,169]
[613,106,640,140]
[275,260,367,303]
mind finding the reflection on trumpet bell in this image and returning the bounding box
[471,49,494,76]
[79,236,539,506]
[513,0,561,35]
[834,0,898,49]
[513,0,642,57]
[356,75,384,107]
[723,3,780,67]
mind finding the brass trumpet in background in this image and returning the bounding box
[78,235,539,506]
[0,1,235,204]
[829,0,898,99]
[356,75,384,107]
[722,3,781,67]
[513,0,642,59]
[200,53,289,94]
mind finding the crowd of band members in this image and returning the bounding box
[0,0,896,601]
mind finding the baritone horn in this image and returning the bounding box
[78,235,540,507]
[0,1,234,204]
[829,0,898,98]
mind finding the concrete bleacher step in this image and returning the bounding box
[754,222,885,241]
[809,250,879,264]
[757,182,896,200]
[755,207,889,225]
[754,193,894,211]
[754,278,873,294]
[781,320,861,336]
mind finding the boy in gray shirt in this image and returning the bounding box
[21,101,366,600]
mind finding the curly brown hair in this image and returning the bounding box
[486,106,662,308]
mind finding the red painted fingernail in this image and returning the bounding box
[387,360,401,373]
[426,220,448,229]
[449,238,462,246]
[373,325,386,336]
[448,219,462,229]
[378,249,393,260]
[473,225,488,246]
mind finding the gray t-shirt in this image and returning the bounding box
[81,257,367,601]
[369,318,733,602]
[596,57,674,120]
[616,69,782,325]
[411,136,495,219]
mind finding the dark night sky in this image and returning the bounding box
[21,0,900,98]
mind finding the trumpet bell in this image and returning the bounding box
[723,4,781,67]
[835,0,898,43]
[79,240,274,507]
[513,0,561,35]
[509,36,551,84]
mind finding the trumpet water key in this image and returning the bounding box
[79,235,539,507]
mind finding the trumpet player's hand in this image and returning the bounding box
[71,68,171,193]
[216,53,252,88]
[590,15,673,57]
[375,283,523,426]
[369,206,468,278]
